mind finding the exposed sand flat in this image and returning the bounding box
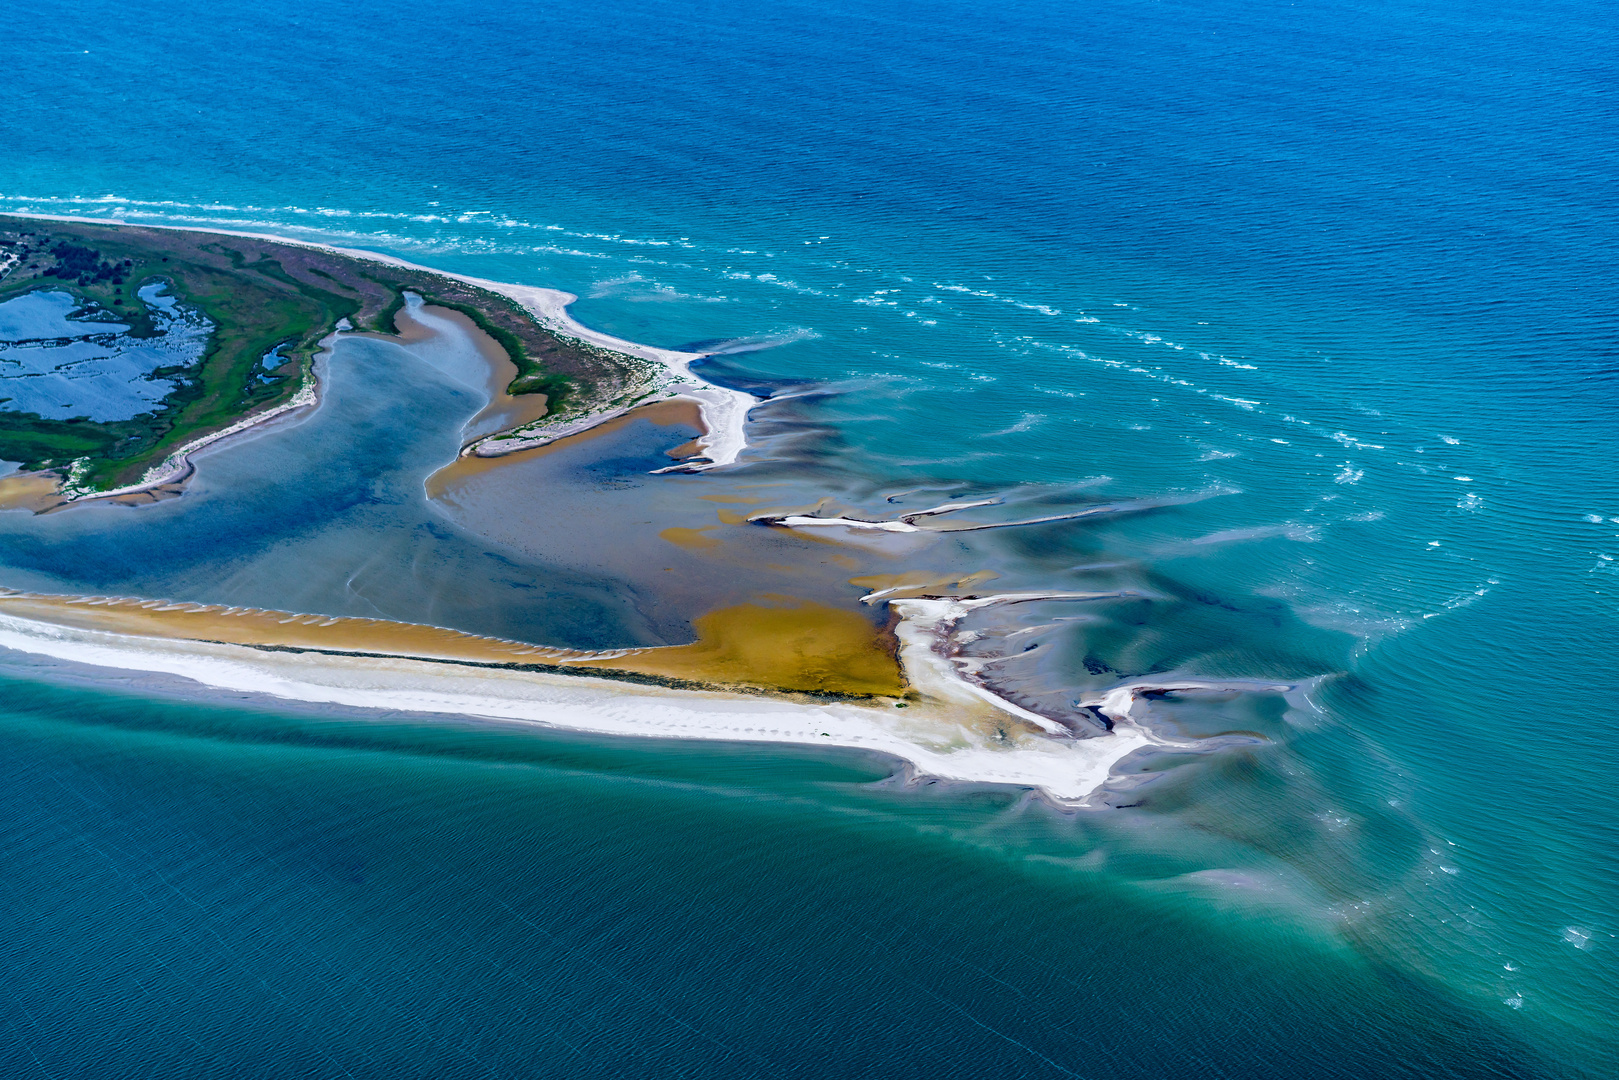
[0,589,1172,804]
[0,470,65,512]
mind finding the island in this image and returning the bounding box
[0,214,678,501]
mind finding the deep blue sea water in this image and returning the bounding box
[1,0,1616,1075]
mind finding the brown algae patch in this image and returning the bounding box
[0,590,905,699]
[576,597,905,698]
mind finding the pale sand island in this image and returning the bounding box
[0,213,1218,805]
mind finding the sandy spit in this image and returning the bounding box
[0,595,1171,805]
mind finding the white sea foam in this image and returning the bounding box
[696,328,820,356]
[1331,431,1385,451]
[976,413,1047,438]
[1561,926,1592,950]
[1184,524,1320,548]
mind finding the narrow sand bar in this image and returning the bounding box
[427,397,705,499]
[0,589,1174,804]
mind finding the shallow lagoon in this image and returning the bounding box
[0,310,686,647]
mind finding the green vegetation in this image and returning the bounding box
[0,216,648,493]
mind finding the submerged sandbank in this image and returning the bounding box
[0,470,66,512]
[388,297,552,441]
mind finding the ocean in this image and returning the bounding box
[1,0,1615,1075]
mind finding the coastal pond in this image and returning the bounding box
[0,285,211,422]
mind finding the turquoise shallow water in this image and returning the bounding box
[2,0,1616,1074]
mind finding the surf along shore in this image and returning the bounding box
[0,213,753,507]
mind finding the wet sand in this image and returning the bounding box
[0,471,65,512]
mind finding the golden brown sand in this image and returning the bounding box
[575,596,906,697]
[658,526,724,551]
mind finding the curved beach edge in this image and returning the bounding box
[439,274,755,471]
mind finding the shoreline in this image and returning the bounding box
[65,346,325,504]
[0,588,1181,805]
[1,212,758,504]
